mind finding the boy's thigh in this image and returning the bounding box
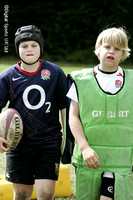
[6,148,61,184]
[6,151,35,184]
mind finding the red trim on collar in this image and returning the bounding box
[17,59,43,76]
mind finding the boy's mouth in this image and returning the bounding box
[107,56,114,60]
[27,54,34,56]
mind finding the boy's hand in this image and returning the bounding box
[0,137,10,153]
[82,146,100,169]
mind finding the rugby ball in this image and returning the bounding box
[0,108,23,151]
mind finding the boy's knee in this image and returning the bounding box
[38,191,54,200]
[14,191,32,200]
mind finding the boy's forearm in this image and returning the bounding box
[60,108,66,132]
[69,115,89,152]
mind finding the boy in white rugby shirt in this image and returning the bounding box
[66,27,132,200]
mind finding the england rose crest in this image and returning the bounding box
[41,69,51,80]
[115,80,122,88]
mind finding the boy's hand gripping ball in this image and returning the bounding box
[0,108,23,151]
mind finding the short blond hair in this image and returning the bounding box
[94,27,131,62]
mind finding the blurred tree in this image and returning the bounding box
[1,0,133,64]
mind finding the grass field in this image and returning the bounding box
[0,58,89,200]
[0,57,90,75]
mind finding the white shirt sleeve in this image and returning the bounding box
[66,82,78,103]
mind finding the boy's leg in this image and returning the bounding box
[34,149,61,200]
[35,179,55,200]
[100,196,112,200]
[13,184,33,200]
[100,172,114,200]
[6,151,36,200]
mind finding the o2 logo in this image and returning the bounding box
[23,85,51,112]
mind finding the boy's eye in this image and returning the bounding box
[104,45,110,49]
[32,44,37,47]
[21,45,28,48]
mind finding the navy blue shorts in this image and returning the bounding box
[6,148,61,185]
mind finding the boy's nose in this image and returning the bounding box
[109,48,114,54]
[27,48,32,52]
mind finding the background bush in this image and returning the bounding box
[1,0,133,65]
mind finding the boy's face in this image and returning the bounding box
[99,42,123,71]
[19,41,40,64]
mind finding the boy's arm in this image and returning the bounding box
[60,108,66,154]
[69,99,100,169]
[0,108,10,153]
[61,108,65,131]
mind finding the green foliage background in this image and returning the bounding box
[1,0,133,65]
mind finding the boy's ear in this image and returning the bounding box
[120,51,125,62]
[94,47,100,60]
[97,48,101,60]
